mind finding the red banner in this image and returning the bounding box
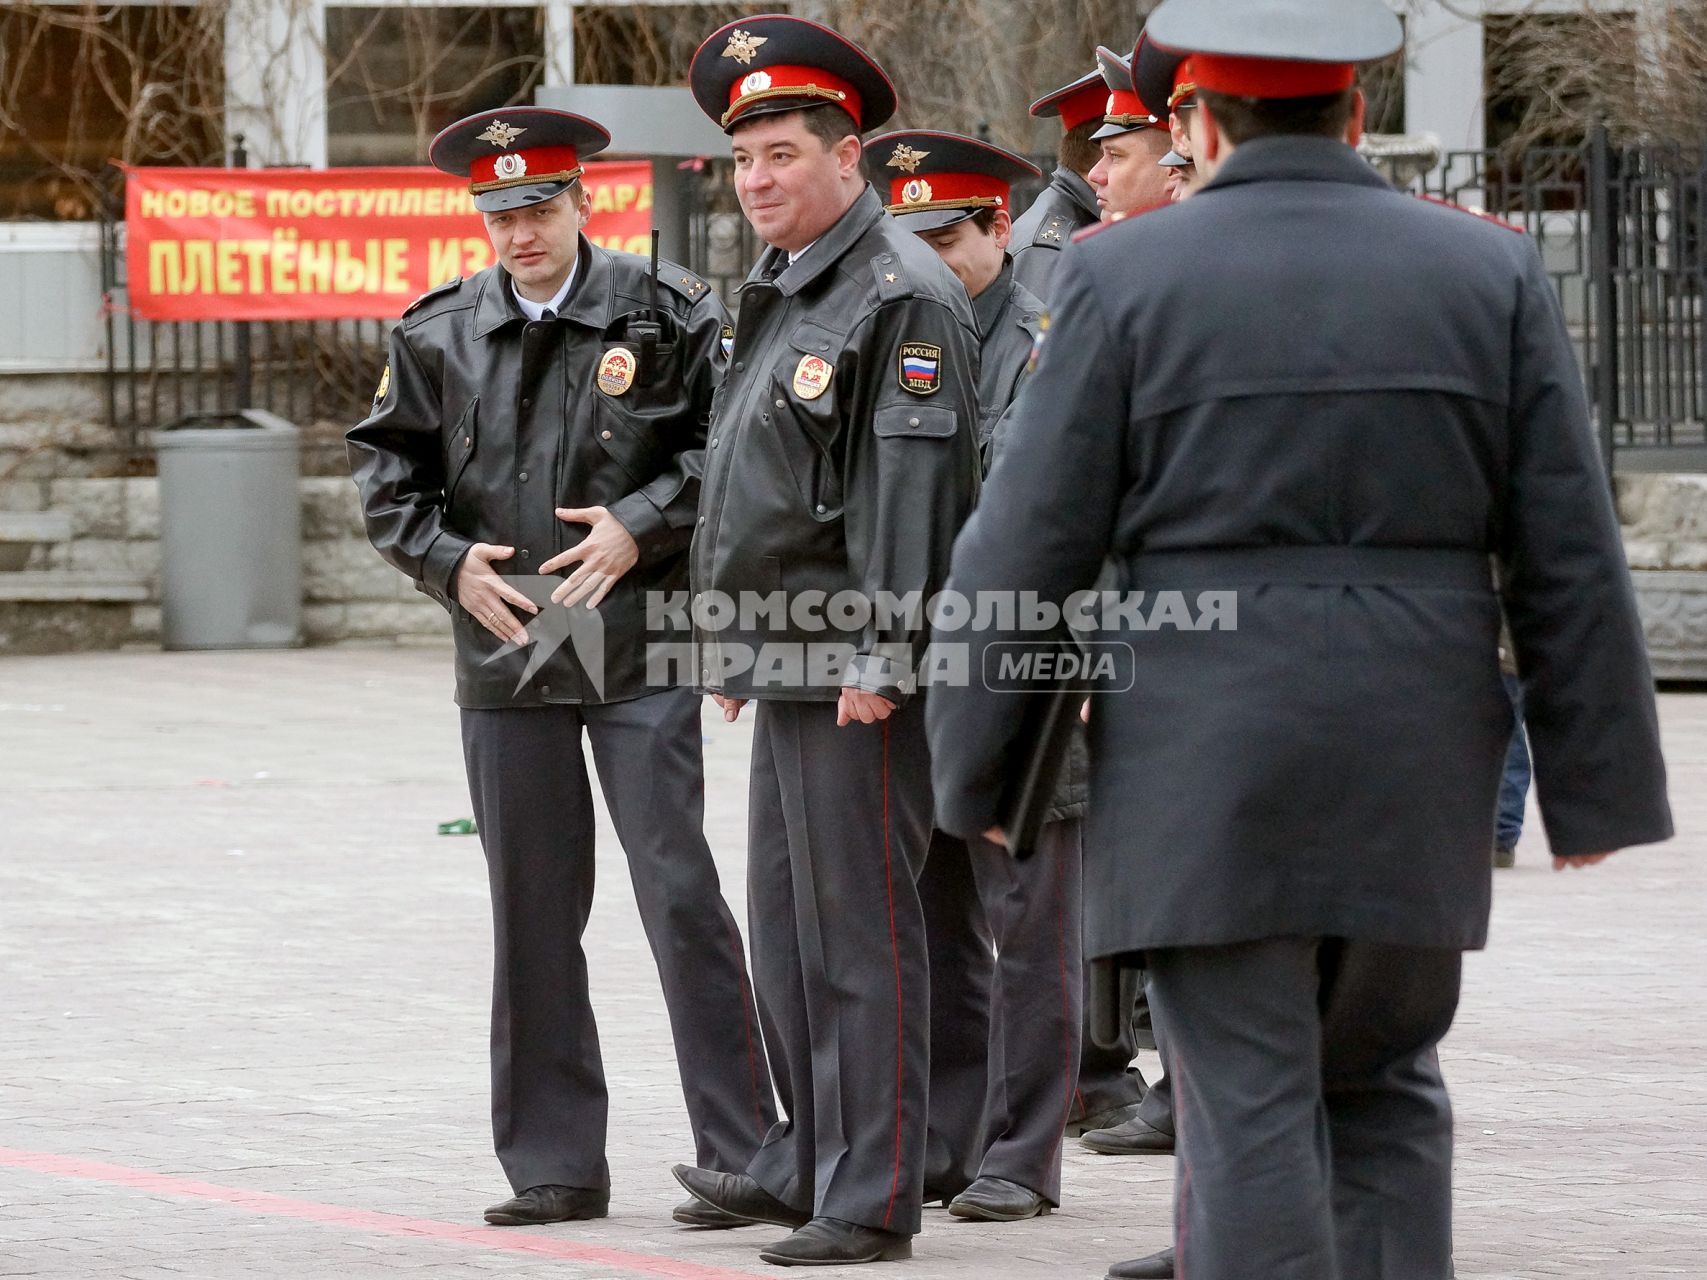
[123,163,654,322]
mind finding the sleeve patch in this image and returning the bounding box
[372,362,391,408]
[898,341,942,395]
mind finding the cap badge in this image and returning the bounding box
[723,28,768,66]
[597,346,637,397]
[793,354,833,400]
[887,144,929,174]
[477,120,525,149]
[493,153,527,180]
[900,178,934,207]
[740,69,774,95]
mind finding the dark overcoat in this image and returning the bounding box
[928,137,1672,958]
[1008,166,1099,302]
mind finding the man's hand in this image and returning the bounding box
[837,689,897,727]
[454,543,538,644]
[1553,852,1616,871]
[540,506,639,609]
[983,826,1009,850]
[712,694,747,723]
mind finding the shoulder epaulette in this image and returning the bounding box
[402,276,463,317]
[1033,211,1073,248]
[1071,219,1118,245]
[1412,193,1526,234]
[871,250,915,303]
[658,263,715,304]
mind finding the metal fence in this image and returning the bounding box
[98,132,1707,470]
[1418,128,1707,466]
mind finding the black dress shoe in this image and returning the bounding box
[1107,1246,1175,1279]
[947,1176,1052,1222]
[759,1217,912,1266]
[1080,1115,1176,1155]
[483,1184,609,1225]
[672,1195,751,1228]
[1065,1100,1145,1138]
[670,1164,809,1229]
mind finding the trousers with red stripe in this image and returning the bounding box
[742,699,933,1235]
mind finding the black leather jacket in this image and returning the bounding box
[1009,167,1100,302]
[689,187,982,705]
[347,239,729,707]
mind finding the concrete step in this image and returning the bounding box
[0,571,148,602]
[0,510,73,570]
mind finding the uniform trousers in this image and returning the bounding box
[742,699,933,1236]
[919,821,1084,1203]
[1147,937,1461,1280]
[461,688,775,1194]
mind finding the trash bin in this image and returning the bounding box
[156,408,302,650]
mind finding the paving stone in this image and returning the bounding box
[0,646,1701,1279]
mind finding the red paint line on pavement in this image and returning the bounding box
[0,1145,771,1280]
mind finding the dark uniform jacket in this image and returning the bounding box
[972,259,1088,823]
[1008,166,1100,301]
[690,186,981,705]
[347,239,728,707]
[929,137,1672,957]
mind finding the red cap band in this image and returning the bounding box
[1190,54,1356,99]
[1057,83,1108,132]
[886,171,1010,212]
[724,63,863,129]
[468,145,582,192]
[1103,88,1163,130]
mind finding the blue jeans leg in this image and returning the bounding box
[1496,674,1531,850]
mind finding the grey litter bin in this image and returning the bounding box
[156,409,302,650]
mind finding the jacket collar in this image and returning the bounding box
[745,185,887,298]
[972,257,1016,340]
[1199,136,1391,197]
[472,236,616,339]
[1052,166,1100,222]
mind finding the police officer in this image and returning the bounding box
[669,17,981,1267]
[346,106,775,1229]
[864,129,1084,1222]
[1086,40,1175,221]
[927,1,1672,1277]
[1009,64,1105,299]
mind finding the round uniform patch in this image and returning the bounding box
[793,354,833,400]
[597,346,637,396]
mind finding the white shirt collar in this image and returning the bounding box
[787,239,818,265]
[513,258,579,320]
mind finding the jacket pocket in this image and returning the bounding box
[591,381,671,489]
[873,404,958,439]
[444,397,478,513]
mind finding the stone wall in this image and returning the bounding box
[0,476,444,646]
[5,473,1707,670]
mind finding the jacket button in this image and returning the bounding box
[601,430,613,440]
[520,398,532,410]
[815,504,826,514]
[520,549,530,560]
[698,516,706,525]
[774,398,785,408]
[540,685,550,696]
[734,362,744,372]
[711,438,720,448]
[908,417,920,427]
[518,471,528,482]
[464,436,471,448]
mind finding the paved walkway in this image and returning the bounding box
[1,646,1702,1279]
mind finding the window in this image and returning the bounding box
[0,4,222,220]
[324,7,546,167]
